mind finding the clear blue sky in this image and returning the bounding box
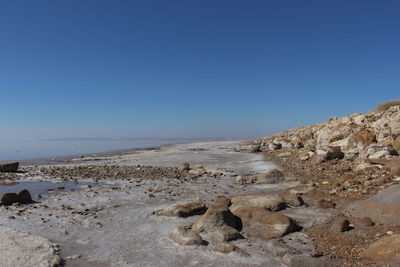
[0,0,399,140]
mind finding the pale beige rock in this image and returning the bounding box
[169,226,205,246]
[230,193,286,213]
[154,200,206,217]
[0,226,61,267]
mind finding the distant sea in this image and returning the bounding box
[0,137,226,162]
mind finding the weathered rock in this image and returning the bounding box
[325,146,344,161]
[390,113,400,135]
[256,169,284,184]
[394,136,400,153]
[191,202,238,233]
[206,226,243,243]
[0,225,62,266]
[317,199,336,209]
[360,234,400,264]
[169,225,205,246]
[212,196,231,207]
[179,162,190,172]
[285,195,304,207]
[351,129,377,147]
[18,189,33,204]
[230,193,286,213]
[154,200,206,217]
[331,218,350,232]
[233,207,299,240]
[0,162,19,172]
[212,242,250,256]
[1,193,19,206]
[310,151,327,164]
[268,142,282,150]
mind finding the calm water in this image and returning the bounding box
[0,138,223,161]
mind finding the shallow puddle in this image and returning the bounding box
[0,181,97,201]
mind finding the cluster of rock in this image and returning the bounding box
[251,102,400,172]
[0,189,33,206]
[154,193,306,260]
[30,163,209,181]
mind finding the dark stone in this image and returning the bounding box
[317,199,336,209]
[0,162,19,172]
[1,193,19,206]
[18,189,33,204]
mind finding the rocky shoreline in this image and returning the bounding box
[0,102,399,266]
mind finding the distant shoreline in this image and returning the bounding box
[18,138,240,166]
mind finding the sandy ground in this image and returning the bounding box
[0,141,304,266]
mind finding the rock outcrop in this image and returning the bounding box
[254,102,400,167]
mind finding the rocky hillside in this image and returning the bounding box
[251,101,400,177]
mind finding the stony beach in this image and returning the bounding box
[0,102,400,267]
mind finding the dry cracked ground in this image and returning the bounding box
[0,140,392,267]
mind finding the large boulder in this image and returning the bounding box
[191,202,238,233]
[0,226,61,266]
[1,193,19,206]
[153,200,206,217]
[233,207,299,239]
[360,234,400,264]
[229,193,286,213]
[256,169,284,184]
[0,162,19,172]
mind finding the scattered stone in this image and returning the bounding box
[169,225,205,246]
[0,162,19,172]
[233,207,299,239]
[256,169,285,184]
[317,199,336,209]
[230,193,286,213]
[154,200,207,217]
